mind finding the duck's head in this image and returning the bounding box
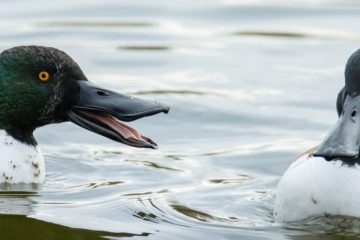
[315,49,360,161]
[0,46,169,148]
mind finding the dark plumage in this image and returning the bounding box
[0,46,169,147]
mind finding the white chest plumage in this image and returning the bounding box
[274,153,360,222]
[0,130,45,184]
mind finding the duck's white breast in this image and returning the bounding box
[274,153,360,222]
[0,131,45,184]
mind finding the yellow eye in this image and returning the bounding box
[38,71,50,82]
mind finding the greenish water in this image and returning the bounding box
[1,0,360,239]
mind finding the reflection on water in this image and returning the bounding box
[171,203,234,223]
[125,159,183,172]
[118,46,170,51]
[1,0,360,239]
[233,31,308,38]
[41,21,154,28]
[208,174,253,184]
[0,215,150,240]
[232,31,360,41]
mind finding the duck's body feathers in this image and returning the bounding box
[274,153,360,222]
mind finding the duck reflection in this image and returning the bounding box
[0,184,39,215]
[0,215,150,240]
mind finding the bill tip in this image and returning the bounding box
[163,106,170,114]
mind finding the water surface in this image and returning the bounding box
[1,0,360,239]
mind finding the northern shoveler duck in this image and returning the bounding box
[0,46,169,184]
[274,49,360,222]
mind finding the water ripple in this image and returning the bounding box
[39,21,154,28]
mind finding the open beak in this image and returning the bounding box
[314,95,360,160]
[67,80,170,149]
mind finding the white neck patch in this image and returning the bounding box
[0,130,45,184]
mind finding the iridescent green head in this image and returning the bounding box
[0,46,169,146]
[0,46,85,144]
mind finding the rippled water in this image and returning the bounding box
[2,0,360,239]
